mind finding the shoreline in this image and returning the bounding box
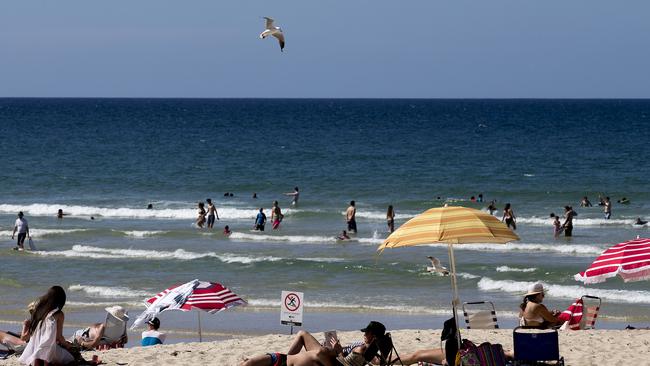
[4,329,649,365]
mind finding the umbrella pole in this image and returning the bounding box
[447,243,461,349]
[197,311,202,342]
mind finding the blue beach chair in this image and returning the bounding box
[513,327,564,366]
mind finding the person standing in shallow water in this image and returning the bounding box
[604,197,612,219]
[11,212,30,251]
[346,201,357,234]
[206,198,219,229]
[562,206,576,237]
[284,187,300,206]
[196,202,206,228]
[502,203,516,230]
[386,205,395,233]
[271,201,283,230]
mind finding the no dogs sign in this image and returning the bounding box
[280,291,304,326]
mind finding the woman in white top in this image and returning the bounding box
[19,286,75,366]
[519,283,562,328]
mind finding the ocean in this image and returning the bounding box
[0,99,649,343]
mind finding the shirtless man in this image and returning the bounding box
[604,197,612,219]
[562,206,576,237]
[206,198,219,229]
[346,201,357,234]
[285,187,300,206]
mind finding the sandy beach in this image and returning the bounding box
[4,329,649,365]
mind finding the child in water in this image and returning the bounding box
[223,225,232,235]
[550,213,563,238]
[336,230,350,241]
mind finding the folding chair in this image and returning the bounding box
[463,301,499,329]
[364,333,404,366]
[513,327,564,366]
[579,295,601,330]
[99,312,128,348]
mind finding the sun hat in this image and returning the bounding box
[360,321,386,336]
[105,305,129,321]
[525,282,545,297]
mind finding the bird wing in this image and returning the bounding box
[260,29,271,39]
[272,32,285,51]
[264,17,275,29]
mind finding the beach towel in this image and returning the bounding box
[557,298,584,330]
[18,308,74,365]
[131,279,199,329]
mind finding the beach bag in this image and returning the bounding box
[473,343,506,366]
[456,340,506,366]
[457,340,480,366]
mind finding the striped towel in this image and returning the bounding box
[557,298,584,330]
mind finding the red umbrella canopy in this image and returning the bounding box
[575,238,650,284]
[146,280,247,313]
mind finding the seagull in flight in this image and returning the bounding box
[260,17,285,52]
[426,256,450,276]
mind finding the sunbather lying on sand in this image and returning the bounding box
[241,321,387,366]
[0,301,36,355]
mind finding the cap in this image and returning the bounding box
[147,317,160,329]
[525,282,545,297]
[360,321,385,336]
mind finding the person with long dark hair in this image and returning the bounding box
[19,286,75,365]
[501,203,516,230]
[386,205,395,233]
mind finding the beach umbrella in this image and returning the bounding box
[575,237,650,284]
[377,205,519,344]
[132,279,247,341]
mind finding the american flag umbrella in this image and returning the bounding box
[575,237,650,284]
[132,279,247,341]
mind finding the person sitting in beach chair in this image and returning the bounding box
[519,283,562,329]
[71,306,129,350]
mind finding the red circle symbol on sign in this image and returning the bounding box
[284,293,300,312]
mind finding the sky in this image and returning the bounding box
[1,1,650,98]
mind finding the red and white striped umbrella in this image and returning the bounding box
[146,280,247,313]
[575,238,650,284]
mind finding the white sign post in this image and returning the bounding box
[280,291,304,334]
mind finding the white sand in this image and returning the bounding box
[4,329,649,365]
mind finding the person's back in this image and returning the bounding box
[141,318,165,346]
[141,329,165,346]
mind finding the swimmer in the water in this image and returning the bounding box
[147,203,153,209]
[56,209,67,219]
[337,230,350,240]
[617,197,630,204]
[634,218,648,225]
[223,225,232,235]
[580,196,592,207]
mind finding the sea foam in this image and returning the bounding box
[0,228,88,238]
[0,203,301,220]
[477,277,650,304]
[35,245,343,264]
[68,284,151,298]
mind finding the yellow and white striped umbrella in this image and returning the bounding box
[378,205,519,251]
[377,205,518,347]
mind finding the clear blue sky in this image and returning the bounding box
[2,1,649,98]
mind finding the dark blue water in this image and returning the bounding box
[0,99,649,342]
